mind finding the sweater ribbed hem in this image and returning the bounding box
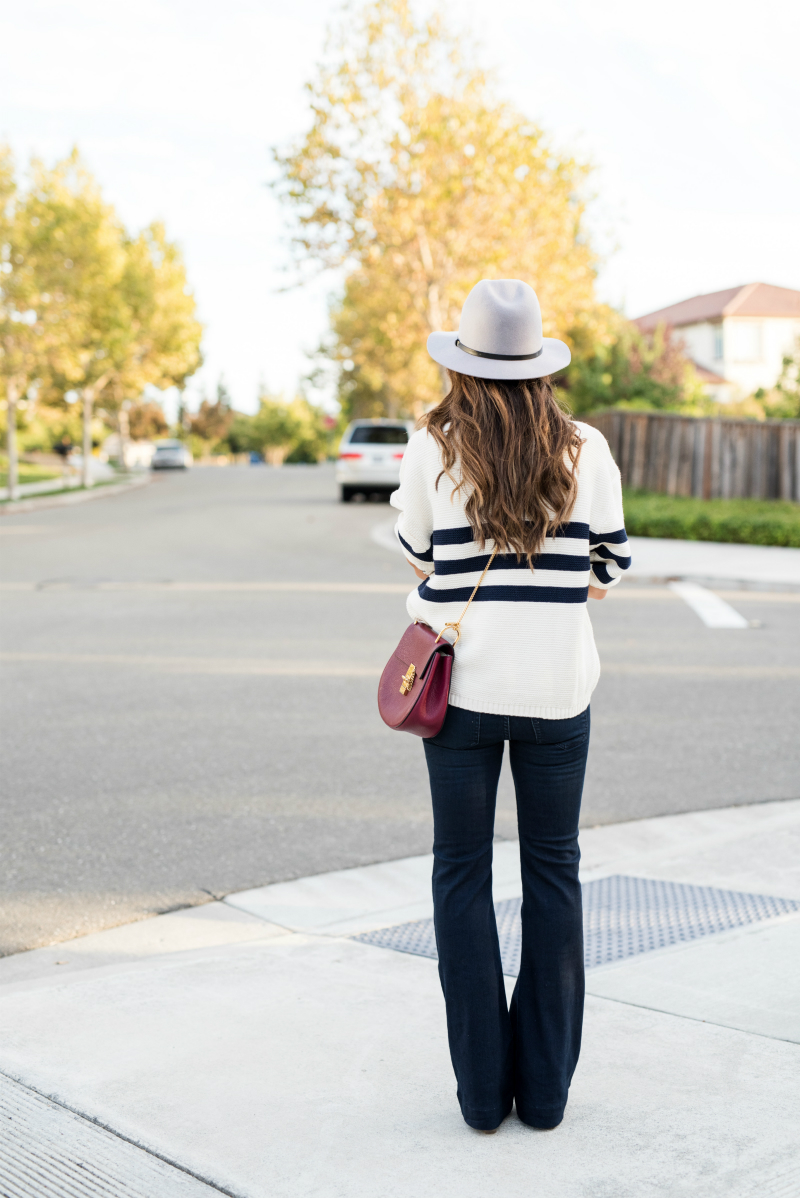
[448,687,595,720]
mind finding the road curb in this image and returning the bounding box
[0,474,150,516]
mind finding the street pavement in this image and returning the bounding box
[1,464,800,954]
[0,799,798,1197]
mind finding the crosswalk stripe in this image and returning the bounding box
[669,581,750,628]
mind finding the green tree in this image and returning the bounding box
[243,391,334,465]
[2,148,202,492]
[0,143,23,498]
[109,225,202,468]
[119,221,203,398]
[759,338,800,419]
[284,399,336,463]
[29,153,202,485]
[20,151,129,486]
[561,312,706,414]
[250,394,303,465]
[0,146,79,497]
[225,410,257,455]
[274,0,597,419]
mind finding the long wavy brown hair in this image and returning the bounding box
[422,372,582,566]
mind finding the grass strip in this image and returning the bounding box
[622,490,800,547]
[0,467,62,486]
[0,477,129,506]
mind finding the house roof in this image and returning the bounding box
[634,283,800,331]
[690,360,728,385]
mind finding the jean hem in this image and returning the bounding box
[515,1104,565,1130]
[461,1101,513,1132]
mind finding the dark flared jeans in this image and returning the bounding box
[423,704,589,1131]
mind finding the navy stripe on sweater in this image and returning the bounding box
[418,581,588,604]
[592,544,631,570]
[435,552,591,576]
[431,520,591,547]
[591,562,615,586]
[589,528,628,546]
[398,531,434,562]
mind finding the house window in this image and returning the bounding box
[713,326,723,360]
[728,321,763,362]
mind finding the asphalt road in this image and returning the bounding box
[2,465,799,954]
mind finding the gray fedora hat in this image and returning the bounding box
[427,279,571,381]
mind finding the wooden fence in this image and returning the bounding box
[583,410,800,502]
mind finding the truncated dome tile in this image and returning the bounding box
[353,876,800,977]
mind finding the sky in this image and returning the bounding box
[2,0,799,415]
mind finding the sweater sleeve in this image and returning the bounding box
[389,429,434,573]
[587,433,631,590]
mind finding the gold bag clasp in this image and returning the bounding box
[400,663,416,695]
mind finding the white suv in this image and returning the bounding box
[151,439,193,470]
[336,419,415,502]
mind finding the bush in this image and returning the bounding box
[622,490,800,547]
[562,311,707,416]
[232,394,338,465]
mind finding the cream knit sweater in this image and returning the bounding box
[390,421,631,719]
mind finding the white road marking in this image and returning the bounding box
[715,590,800,602]
[609,589,800,603]
[669,581,750,629]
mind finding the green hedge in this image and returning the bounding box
[622,490,800,547]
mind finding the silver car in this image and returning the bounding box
[336,419,415,502]
[151,440,193,471]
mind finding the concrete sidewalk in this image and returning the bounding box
[627,535,800,588]
[0,461,120,502]
[0,472,149,517]
[1,801,799,1197]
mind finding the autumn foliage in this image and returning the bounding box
[274,0,599,419]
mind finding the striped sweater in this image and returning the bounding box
[390,421,631,719]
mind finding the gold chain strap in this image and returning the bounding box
[435,545,499,647]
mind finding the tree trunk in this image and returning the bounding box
[428,281,449,392]
[117,406,130,473]
[81,386,94,488]
[5,377,20,501]
[264,445,289,467]
[416,226,448,395]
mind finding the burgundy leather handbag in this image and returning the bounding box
[378,547,497,738]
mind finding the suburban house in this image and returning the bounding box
[634,282,800,402]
